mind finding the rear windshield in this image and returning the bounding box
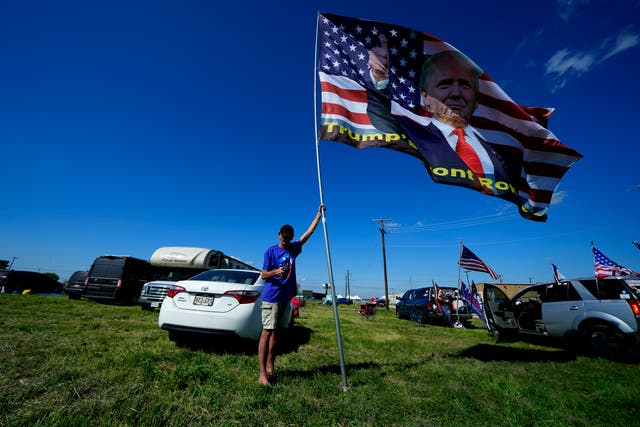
[69,271,88,281]
[579,278,638,300]
[153,268,206,282]
[90,258,126,278]
[189,269,260,284]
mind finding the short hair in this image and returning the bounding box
[279,224,294,240]
[420,50,483,92]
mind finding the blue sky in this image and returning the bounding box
[1,0,639,298]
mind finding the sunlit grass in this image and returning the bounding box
[1,294,638,426]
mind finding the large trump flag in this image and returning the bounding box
[317,12,582,221]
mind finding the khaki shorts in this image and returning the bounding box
[261,301,292,330]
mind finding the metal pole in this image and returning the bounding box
[313,13,348,392]
[456,240,462,325]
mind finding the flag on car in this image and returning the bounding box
[316,12,582,222]
[592,243,634,278]
[432,280,442,313]
[460,281,483,319]
[552,263,566,283]
[459,245,499,280]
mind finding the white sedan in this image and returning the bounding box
[158,269,268,344]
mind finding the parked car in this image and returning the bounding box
[139,246,258,311]
[84,255,155,304]
[375,297,387,307]
[158,269,290,345]
[63,270,88,300]
[139,270,204,310]
[483,277,640,360]
[0,270,63,294]
[396,285,472,328]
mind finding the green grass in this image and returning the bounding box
[1,295,638,426]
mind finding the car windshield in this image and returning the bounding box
[189,269,260,284]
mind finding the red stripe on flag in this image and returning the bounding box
[320,81,368,103]
[321,103,371,125]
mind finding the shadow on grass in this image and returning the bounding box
[176,324,313,355]
[454,343,577,362]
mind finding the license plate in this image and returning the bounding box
[151,302,160,308]
[193,295,214,306]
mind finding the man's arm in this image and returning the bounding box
[261,268,284,280]
[299,204,326,245]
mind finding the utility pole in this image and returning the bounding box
[345,269,351,300]
[373,218,391,309]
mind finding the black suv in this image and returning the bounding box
[85,256,155,304]
[396,285,472,327]
[63,270,88,300]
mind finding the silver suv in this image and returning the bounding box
[483,277,640,360]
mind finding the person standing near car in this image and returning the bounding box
[258,204,325,386]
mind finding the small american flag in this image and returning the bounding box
[552,263,566,283]
[317,12,582,222]
[459,245,499,280]
[592,245,633,278]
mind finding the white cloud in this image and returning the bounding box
[544,28,639,92]
[556,0,590,22]
[545,49,596,92]
[551,190,568,205]
[601,29,640,61]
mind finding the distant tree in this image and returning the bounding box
[44,272,59,282]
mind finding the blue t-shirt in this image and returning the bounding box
[262,241,302,303]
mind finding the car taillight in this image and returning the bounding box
[83,276,89,290]
[167,286,186,298]
[627,299,640,316]
[115,277,122,289]
[224,290,260,304]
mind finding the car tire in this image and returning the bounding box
[582,323,634,361]
[168,331,190,347]
[493,327,515,343]
[451,320,464,329]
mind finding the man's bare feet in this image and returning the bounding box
[259,374,271,386]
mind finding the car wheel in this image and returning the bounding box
[451,320,464,329]
[168,331,190,347]
[582,324,634,361]
[493,327,515,343]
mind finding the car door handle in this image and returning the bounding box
[568,306,580,310]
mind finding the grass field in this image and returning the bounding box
[1,294,638,426]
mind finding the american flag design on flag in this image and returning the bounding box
[552,263,566,282]
[592,245,633,278]
[317,12,582,222]
[458,245,499,280]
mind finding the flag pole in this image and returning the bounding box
[313,12,349,392]
[591,241,600,297]
[456,239,462,326]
